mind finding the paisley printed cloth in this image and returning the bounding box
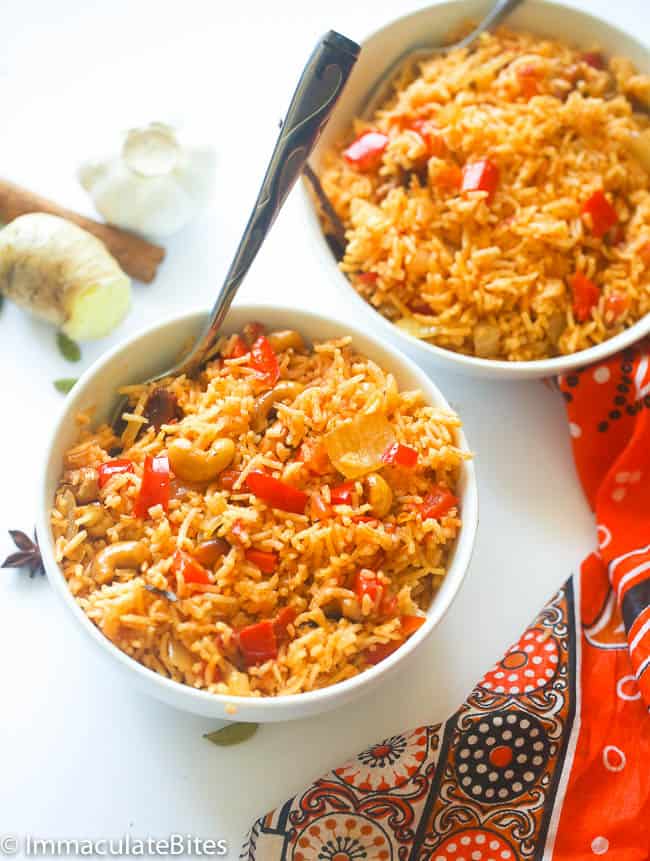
[242,344,650,861]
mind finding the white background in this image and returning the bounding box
[0,0,644,856]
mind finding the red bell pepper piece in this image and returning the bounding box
[357,271,378,286]
[219,469,242,491]
[364,615,426,664]
[382,442,418,468]
[364,639,402,665]
[380,592,398,619]
[410,119,447,157]
[604,292,630,322]
[354,569,384,605]
[516,65,540,99]
[352,515,379,525]
[245,548,278,574]
[343,131,389,172]
[571,271,600,322]
[582,190,618,239]
[582,51,605,70]
[98,459,134,488]
[274,606,297,643]
[330,481,355,505]
[134,453,170,518]
[172,549,211,585]
[419,485,459,520]
[248,335,280,388]
[225,335,248,359]
[409,299,433,315]
[401,614,426,637]
[462,158,500,198]
[310,492,333,521]
[246,471,308,515]
[237,620,278,666]
[433,164,462,190]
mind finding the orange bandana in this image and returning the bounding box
[243,345,650,860]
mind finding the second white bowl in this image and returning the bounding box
[300,0,650,379]
[37,304,477,722]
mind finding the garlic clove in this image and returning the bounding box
[122,123,181,178]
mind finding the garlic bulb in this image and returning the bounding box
[79,122,215,239]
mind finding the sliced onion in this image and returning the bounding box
[324,413,395,479]
[395,316,437,339]
[473,322,501,358]
[547,311,567,344]
[168,638,195,674]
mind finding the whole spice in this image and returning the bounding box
[54,378,78,395]
[56,332,81,362]
[203,723,259,746]
[2,529,44,577]
[143,388,181,430]
[0,178,164,283]
[144,583,178,602]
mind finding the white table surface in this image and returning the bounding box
[1,0,646,856]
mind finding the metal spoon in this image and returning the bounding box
[361,0,525,117]
[111,30,359,429]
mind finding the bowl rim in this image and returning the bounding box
[301,0,650,378]
[37,303,478,716]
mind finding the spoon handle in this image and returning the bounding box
[179,31,360,374]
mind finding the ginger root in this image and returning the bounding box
[0,213,131,340]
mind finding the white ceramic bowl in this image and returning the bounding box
[300,0,650,379]
[37,305,477,722]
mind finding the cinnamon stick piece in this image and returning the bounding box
[0,179,165,283]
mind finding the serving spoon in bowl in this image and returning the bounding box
[360,0,525,118]
[111,30,359,429]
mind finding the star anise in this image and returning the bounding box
[2,529,44,577]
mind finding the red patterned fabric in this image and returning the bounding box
[242,345,650,861]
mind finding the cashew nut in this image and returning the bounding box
[251,380,304,433]
[365,473,393,518]
[93,540,150,583]
[167,437,235,482]
[265,330,305,353]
